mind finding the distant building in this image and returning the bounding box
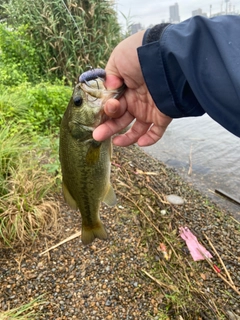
[192,8,208,18]
[169,3,180,23]
[210,1,239,17]
[130,23,143,35]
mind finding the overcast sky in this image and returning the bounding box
[115,0,240,28]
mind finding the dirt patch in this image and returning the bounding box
[0,145,239,319]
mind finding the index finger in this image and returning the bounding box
[93,110,134,141]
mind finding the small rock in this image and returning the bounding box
[160,209,167,215]
[105,299,111,306]
[166,194,185,205]
[226,311,240,320]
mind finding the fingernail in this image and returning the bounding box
[108,105,118,114]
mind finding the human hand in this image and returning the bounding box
[93,31,172,147]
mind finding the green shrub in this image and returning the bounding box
[0,24,41,85]
[0,82,72,135]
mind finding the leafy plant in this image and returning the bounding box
[0,24,41,85]
[0,82,72,135]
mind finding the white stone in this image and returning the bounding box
[166,194,185,205]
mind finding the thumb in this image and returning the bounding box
[104,74,123,90]
[105,52,124,89]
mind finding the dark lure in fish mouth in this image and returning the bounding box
[59,68,126,245]
[79,68,106,84]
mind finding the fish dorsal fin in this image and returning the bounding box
[62,182,78,210]
[86,140,101,165]
[103,184,117,207]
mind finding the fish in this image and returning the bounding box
[59,69,125,245]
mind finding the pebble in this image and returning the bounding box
[105,299,111,306]
[166,194,185,205]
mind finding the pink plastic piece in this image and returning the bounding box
[180,227,213,261]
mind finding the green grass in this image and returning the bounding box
[0,295,46,319]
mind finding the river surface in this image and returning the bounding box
[143,114,240,220]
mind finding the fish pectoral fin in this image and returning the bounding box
[62,182,78,210]
[82,220,108,245]
[86,140,102,165]
[103,184,117,207]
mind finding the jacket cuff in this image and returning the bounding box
[137,39,204,118]
[143,23,171,44]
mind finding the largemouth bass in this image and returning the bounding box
[59,69,125,245]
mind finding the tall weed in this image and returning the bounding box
[2,0,121,83]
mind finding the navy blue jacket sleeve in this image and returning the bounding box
[137,15,240,137]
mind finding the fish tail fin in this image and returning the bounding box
[81,220,108,245]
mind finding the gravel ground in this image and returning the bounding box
[0,145,239,319]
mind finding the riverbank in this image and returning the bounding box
[142,114,240,220]
[0,145,239,319]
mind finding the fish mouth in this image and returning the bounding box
[108,83,126,100]
[80,80,127,106]
[79,68,127,102]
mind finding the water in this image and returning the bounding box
[143,114,240,220]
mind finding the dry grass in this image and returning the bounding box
[0,153,60,246]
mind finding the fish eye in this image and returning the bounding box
[73,96,83,107]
